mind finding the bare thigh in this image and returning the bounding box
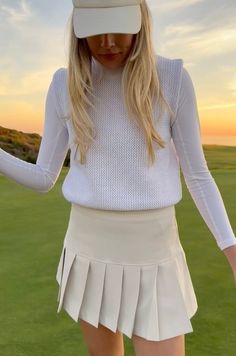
[79,319,125,356]
[132,334,185,356]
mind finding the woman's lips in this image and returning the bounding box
[99,53,121,60]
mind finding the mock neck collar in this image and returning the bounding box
[91,56,124,81]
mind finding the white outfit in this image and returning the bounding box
[55,202,198,341]
[0,54,235,251]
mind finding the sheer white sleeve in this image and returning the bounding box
[171,67,236,251]
[0,70,69,192]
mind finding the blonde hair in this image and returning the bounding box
[66,0,174,166]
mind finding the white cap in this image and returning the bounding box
[72,0,142,38]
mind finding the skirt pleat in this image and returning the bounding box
[55,204,198,341]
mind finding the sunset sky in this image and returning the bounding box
[0,0,235,145]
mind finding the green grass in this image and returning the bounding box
[0,152,236,355]
[202,144,236,170]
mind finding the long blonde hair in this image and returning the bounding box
[66,0,174,166]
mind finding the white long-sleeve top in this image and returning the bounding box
[0,55,235,251]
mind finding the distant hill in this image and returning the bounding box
[0,125,235,169]
[0,125,70,166]
[201,144,236,170]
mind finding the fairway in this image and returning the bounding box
[0,164,236,355]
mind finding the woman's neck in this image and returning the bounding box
[91,56,124,80]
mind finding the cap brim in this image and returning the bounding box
[73,5,142,38]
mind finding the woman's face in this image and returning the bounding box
[85,33,135,70]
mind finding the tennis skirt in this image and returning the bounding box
[55,203,198,342]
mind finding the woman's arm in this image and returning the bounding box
[171,67,236,257]
[0,70,69,192]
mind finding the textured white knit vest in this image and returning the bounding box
[53,54,184,130]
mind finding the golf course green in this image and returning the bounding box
[0,145,235,355]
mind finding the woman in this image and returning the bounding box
[0,0,236,355]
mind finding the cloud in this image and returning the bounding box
[164,24,204,36]
[161,23,236,60]
[148,0,204,12]
[228,77,236,97]
[199,103,236,110]
[0,69,57,96]
[0,1,70,98]
[220,65,236,74]
[0,25,67,97]
[0,0,32,24]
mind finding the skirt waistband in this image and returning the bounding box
[70,203,176,222]
[63,203,183,265]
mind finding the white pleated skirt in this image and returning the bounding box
[55,203,198,342]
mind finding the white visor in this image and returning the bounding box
[72,0,142,38]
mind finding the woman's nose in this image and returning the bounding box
[100,33,115,48]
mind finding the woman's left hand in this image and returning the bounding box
[222,244,236,283]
